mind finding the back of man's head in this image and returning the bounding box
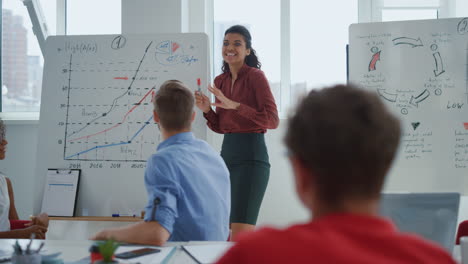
[285,84,401,207]
[154,80,194,131]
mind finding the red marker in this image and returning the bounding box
[197,78,201,92]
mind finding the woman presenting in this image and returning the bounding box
[195,25,279,241]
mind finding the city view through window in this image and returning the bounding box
[1,0,121,112]
[2,6,43,112]
[2,0,56,112]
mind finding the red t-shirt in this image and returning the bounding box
[203,64,279,134]
[216,213,456,264]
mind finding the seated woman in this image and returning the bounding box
[0,119,48,238]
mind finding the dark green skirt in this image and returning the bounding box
[221,133,270,225]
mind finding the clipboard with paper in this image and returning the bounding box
[40,169,81,216]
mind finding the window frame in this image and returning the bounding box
[358,0,456,22]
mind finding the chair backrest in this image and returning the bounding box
[9,220,30,230]
[456,220,468,245]
[379,192,460,252]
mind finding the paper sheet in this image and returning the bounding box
[182,244,233,264]
[41,169,80,216]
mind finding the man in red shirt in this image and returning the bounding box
[216,84,456,264]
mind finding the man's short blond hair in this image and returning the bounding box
[153,80,194,131]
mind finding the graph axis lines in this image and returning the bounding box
[63,41,157,162]
[63,54,73,160]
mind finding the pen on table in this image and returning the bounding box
[26,233,35,254]
[112,213,136,217]
[197,78,201,92]
[35,242,45,254]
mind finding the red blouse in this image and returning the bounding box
[203,64,279,134]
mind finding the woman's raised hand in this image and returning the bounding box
[208,84,240,110]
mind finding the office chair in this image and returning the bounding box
[9,220,30,230]
[456,220,468,245]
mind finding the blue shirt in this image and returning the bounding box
[144,132,230,241]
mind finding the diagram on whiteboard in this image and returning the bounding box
[350,18,467,116]
[348,18,468,194]
[362,38,459,116]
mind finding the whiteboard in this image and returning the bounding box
[349,18,468,193]
[34,34,209,216]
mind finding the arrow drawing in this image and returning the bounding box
[411,122,420,131]
[409,89,430,107]
[392,37,424,47]
[433,52,445,77]
[368,51,381,71]
[377,88,397,102]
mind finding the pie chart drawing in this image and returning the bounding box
[155,40,184,65]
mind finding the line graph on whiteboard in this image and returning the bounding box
[64,42,156,161]
[62,41,160,162]
[53,37,204,162]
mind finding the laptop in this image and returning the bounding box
[379,192,460,252]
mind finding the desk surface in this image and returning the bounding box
[0,239,461,263]
[0,239,232,264]
[50,216,142,222]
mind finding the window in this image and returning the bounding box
[212,0,463,115]
[1,0,56,112]
[213,0,281,109]
[361,0,456,22]
[212,0,357,115]
[66,0,121,35]
[457,0,468,17]
[290,0,358,105]
[381,0,440,21]
[382,9,438,22]
[0,0,121,113]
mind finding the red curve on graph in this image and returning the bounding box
[67,88,154,142]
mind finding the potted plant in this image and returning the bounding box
[95,239,120,264]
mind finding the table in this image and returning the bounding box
[47,217,142,241]
[0,239,232,264]
[49,217,142,222]
[1,239,462,263]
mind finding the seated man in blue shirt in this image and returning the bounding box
[92,80,230,245]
